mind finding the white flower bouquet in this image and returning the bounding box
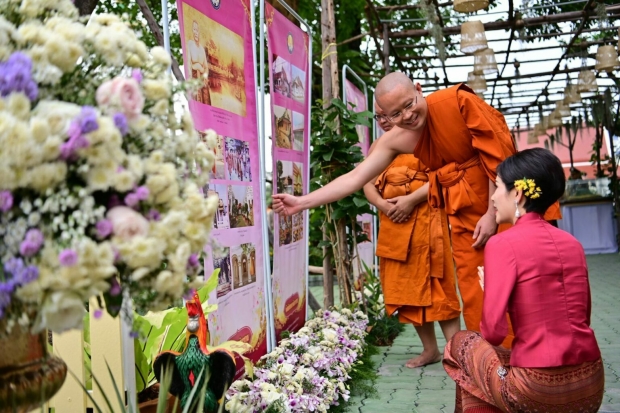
[226,309,369,413]
[0,0,217,334]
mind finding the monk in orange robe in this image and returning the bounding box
[272,73,561,346]
[363,105,460,367]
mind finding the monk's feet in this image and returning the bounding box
[405,350,442,368]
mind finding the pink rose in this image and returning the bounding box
[96,77,144,120]
[106,206,149,240]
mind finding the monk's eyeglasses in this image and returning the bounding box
[373,114,388,122]
[386,94,418,124]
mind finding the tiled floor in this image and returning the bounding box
[311,253,620,412]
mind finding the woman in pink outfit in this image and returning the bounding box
[443,148,604,413]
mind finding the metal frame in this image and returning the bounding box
[257,0,274,352]
[260,0,314,348]
[342,65,379,281]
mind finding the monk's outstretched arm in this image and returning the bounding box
[363,181,391,215]
[273,127,420,216]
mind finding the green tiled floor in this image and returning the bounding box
[311,253,620,413]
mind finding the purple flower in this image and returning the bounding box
[134,186,149,201]
[146,209,161,221]
[67,120,82,141]
[19,229,44,256]
[124,192,139,207]
[4,257,24,276]
[93,309,103,319]
[131,69,143,83]
[0,52,37,101]
[113,112,128,136]
[187,253,199,269]
[79,106,99,134]
[95,219,113,239]
[58,249,78,267]
[0,190,13,212]
[17,265,39,284]
[109,277,121,296]
[129,330,139,338]
[19,240,39,257]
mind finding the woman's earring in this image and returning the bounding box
[514,201,521,218]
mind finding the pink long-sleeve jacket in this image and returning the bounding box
[481,212,601,368]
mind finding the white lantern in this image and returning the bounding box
[595,45,619,72]
[466,71,487,93]
[460,21,488,54]
[473,48,498,75]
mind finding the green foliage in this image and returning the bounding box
[358,263,404,347]
[308,98,373,269]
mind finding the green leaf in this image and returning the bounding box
[323,148,335,162]
[353,197,367,208]
[199,269,219,301]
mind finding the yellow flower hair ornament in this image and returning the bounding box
[514,178,542,199]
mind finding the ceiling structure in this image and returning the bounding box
[358,0,620,131]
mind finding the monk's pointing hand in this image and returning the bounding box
[272,193,302,216]
[472,212,497,248]
[386,196,415,223]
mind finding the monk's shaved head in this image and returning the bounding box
[376,72,416,102]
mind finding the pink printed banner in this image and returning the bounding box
[344,79,374,279]
[177,0,267,362]
[344,78,370,156]
[266,2,310,343]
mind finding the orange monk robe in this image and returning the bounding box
[414,84,518,346]
[374,154,461,326]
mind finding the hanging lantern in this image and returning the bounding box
[460,21,488,54]
[595,45,619,72]
[555,100,571,118]
[577,69,598,93]
[562,84,581,105]
[527,130,540,144]
[454,0,489,13]
[467,71,487,93]
[473,48,498,75]
[548,110,563,128]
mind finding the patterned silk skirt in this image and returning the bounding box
[443,331,605,413]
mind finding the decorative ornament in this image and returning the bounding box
[473,48,498,75]
[467,71,487,93]
[577,69,598,93]
[555,100,571,118]
[595,45,619,72]
[460,21,488,54]
[563,84,581,105]
[514,200,521,219]
[514,178,542,199]
[454,0,489,13]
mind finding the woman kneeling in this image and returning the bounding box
[443,148,604,413]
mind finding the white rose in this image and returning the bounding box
[34,291,86,333]
[154,270,184,297]
[106,206,149,240]
[150,46,172,67]
[322,328,338,342]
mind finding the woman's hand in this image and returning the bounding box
[272,194,303,216]
[478,266,484,291]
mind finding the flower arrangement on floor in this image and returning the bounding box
[225,309,369,413]
[0,0,216,334]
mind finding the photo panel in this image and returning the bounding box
[293,162,303,196]
[182,3,247,116]
[229,242,257,289]
[275,160,294,195]
[291,111,304,152]
[228,184,254,229]
[291,65,306,104]
[224,137,252,182]
[213,246,232,298]
[273,105,292,149]
[205,183,230,229]
[199,131,226,179]
[292,212,304,243]
[272,55,291,99]
[278,214,292,246]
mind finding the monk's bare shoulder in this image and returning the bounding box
[374,126,419,155]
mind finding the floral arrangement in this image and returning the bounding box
[514,178,542,199]
[0,0,217,334]
[225,309,369,413]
